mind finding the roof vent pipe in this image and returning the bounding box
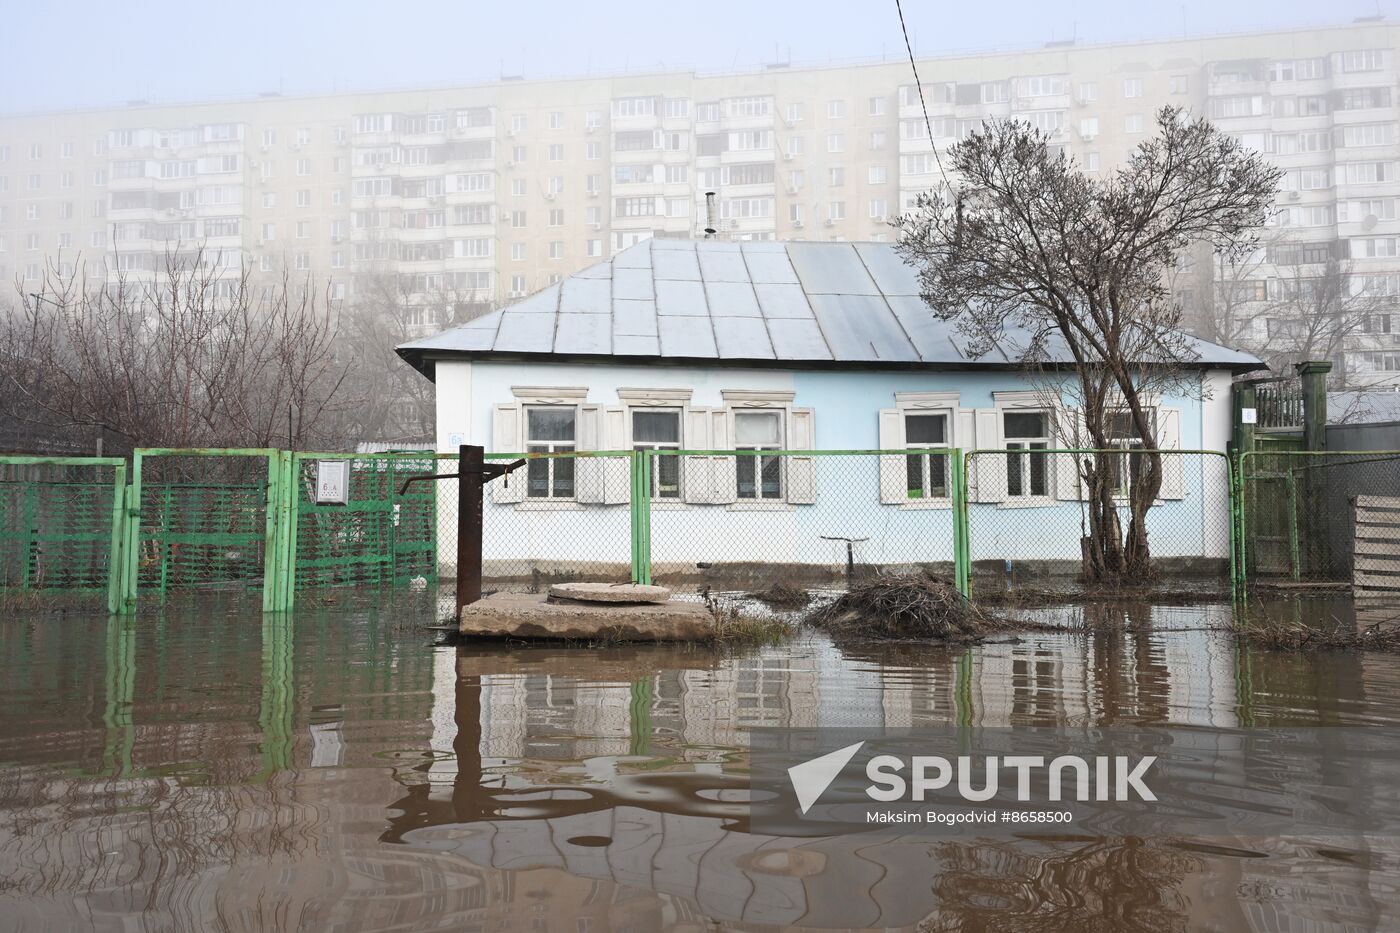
[704,191,717,238]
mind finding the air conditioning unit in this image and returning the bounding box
[543,192,556,201]
[792,219,804,228]
[784,118,795,128]
[590,222,602,231]
[824,218,836,226]
[507,128,518,137]
[256,238,265,246]
[586,125,597,134]
[785,186,800,195]
[260,144,270,152]
[1288,190,1301,201]
[331,235,343,243]
[505,160,516,168]
[508,289,526,298]
[291,143,302,151]
[587,190,599,198]
[1080,132,1097,141]
[783,153,795,161]
[248,159,260,168]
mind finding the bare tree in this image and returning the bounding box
[0,248,350,451]
[896,106,1280,582]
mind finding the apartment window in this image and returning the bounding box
[92,169,106,186]
[790,204,803,224]
[296,221,310,239]
[261,223,276,241]
[57,202,73,220]
[587,238,603,257]
[548,111,564,130]
[526,408,576,498]
[868,96,887,116]
[828,99,846,119]
[614,97,656,118]
[735,411,782,500]
[634,410,681,498]
[511,145,527,162]
[827,133,844,153]
[0,145,9,162]
[1077,82,1097,103]
[510,114,528,133]
[548,143,564,161]
[510,274,526,293]
[666,197,689,217]
[548,208,564,226]
[828,167,845,186]
[868,164,888,185]
[663,98,689,119]
[26,233,38,250]
[696,102,720,122]
[727,96,771,118]
[511,243,526,261]
[1123,78,1144,98]
[586,141,601,160]
[1079,117,1099,139]
[786,136,804,157]
[59,171,72,189]
[59,141,74,159]
[665,164,687,184]
[262,192,277,208]
[510,210,526,227]
[26,204,39,221]
[1004,411,1050,498]
[511,178,527,196]
[1124,113,1145,134]
[296,189,311,208]
[26,174,39,190]
[828,201,846,221]
[29,143,41,160]
[869,130,887,150]
[1169,75,1189,95]
[905,414,949,499]
[786,102,804,123]
[1339,49,1388,73]
[869,199,888,219]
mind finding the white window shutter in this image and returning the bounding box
[1054,407,1086,501]
[602,406,629,504]
[787,407,816,504]
[709,408,737,504]
[1157,407,1185,500]
[971,409,1006,503]
[491,403,525,503]
[682,408,712,504]
[575,404,605,504]
[878,408,905,504]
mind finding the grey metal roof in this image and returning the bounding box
[398,239,1264,378]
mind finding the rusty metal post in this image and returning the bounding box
[458,443,484,618]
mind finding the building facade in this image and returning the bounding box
[1,19,1397,380]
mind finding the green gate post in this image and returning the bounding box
[629,450,653,586]
[106,463,128,614]
[260,451,283,613]
[952,448,971,599]
[1228,455,1245,603]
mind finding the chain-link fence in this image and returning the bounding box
[290,452,438,602]
[129,449,278,606]
[965,449,1234,598]
[0,456,127,611]
[1240,450,1400,594]
[645,450,958,595]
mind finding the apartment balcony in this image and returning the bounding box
[453,123,497,141]
[1206,79,1268,97]
[444,188,496,205]
[108,175,156,192]
[719,113,775,132]
[399,161,447,179]
[612,147,659,163]
[721,147,775,165]
[1331,68,1398,90]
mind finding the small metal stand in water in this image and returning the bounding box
[399,444,525,620]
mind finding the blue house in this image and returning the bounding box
[398,239,1261,586]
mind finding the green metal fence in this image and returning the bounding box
[0,456,127,612]
[28,442,1391,615]
[1238,449,1400,595]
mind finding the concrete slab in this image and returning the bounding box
[460,593,713,642]
[548,582,671,604]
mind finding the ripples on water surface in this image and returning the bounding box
[2,599,1400,931]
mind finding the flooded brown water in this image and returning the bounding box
[2,600,1400,931]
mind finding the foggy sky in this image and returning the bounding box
[4,0,1395,113]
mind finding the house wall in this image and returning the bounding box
[433,360,1236,578]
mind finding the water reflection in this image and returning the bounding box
[0,603,1396,929]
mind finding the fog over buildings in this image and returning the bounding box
[3,5,1400,406]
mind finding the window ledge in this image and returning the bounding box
[996,497,1059,510]
[514,499,588,511]
[726,501,795,512]
[897,498,952,510]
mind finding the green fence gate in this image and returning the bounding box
[0,456,128,613]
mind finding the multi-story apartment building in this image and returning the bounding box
[2,18,1398,383]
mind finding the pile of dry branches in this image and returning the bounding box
[807,576,1008,641]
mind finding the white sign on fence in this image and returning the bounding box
[1240,408,1258,425]
[315,460,350,505]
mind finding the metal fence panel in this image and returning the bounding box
[290,452,438,603]
[0,456,127,612]
[964,449,1234,598]
[1241,450,1400,595]
[128,449,279,609]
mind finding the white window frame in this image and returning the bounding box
[722,389,799,510]
[881,391,961,509]
[997,398,1056,507]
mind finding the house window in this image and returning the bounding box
[735,411,782,499]
[1004,411,1050,497]
[526,407,576,498]
[904,413,949,499]
[634,410,681,499]
[1105,409,1152,496]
